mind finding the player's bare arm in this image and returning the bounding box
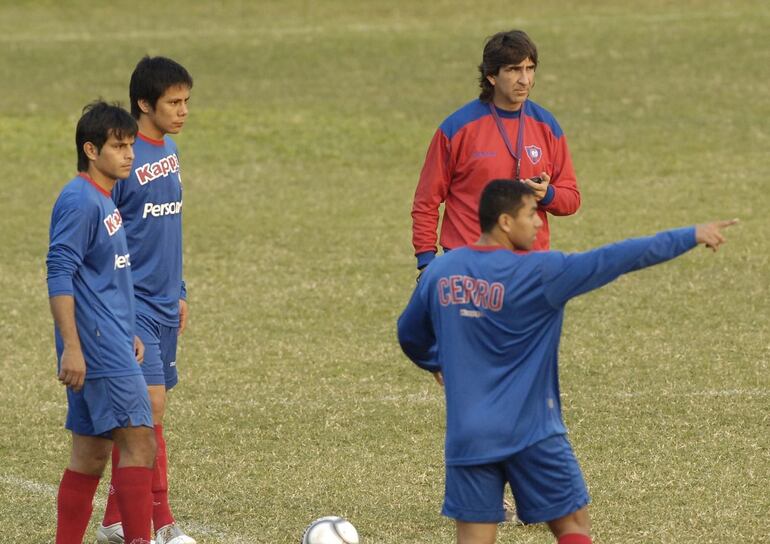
[134,336,145,364]
[49,295,86,392]
[178,298,189,335]
[695,219,739,252]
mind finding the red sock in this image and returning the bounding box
[558,534,592,544]
[101,445,122,526]
[113,466,153,543]
[152,424,176,530]
[56,469,100,544]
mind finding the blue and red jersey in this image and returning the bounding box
[397,227,697,466]
[112,132,185,327]
[47,174,140,378]
[412,99,581,268]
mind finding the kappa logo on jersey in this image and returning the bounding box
[438,274,505,312]
[114,253,131,269]
[134,153,180,186]
[103,208,123,236]
[525,145,542,165]
[142,200,183,219]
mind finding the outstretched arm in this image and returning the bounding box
[542,220,738,307]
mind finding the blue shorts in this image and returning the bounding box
[442,434,590,524]
[136,313,179,390]
[66,374,153,437]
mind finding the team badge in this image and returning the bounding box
[525,145,542,165]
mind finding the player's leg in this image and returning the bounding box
[153,324,196,544]
[504,434,591,543]
[57,431,112,544]
[443,463,506,544]
[456,521,497,544]
[546,507,591,543]
[99,315,164,542]
[111,424,156,544]
[108,373,156,544]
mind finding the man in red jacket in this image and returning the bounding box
[412,29,580,271]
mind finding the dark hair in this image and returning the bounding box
[478,179,535,232]
[75,101,137,171]
[478,30,538,102]
[129,56,193,118]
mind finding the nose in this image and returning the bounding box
[180,102,188,117]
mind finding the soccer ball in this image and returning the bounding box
[301,516,360,544]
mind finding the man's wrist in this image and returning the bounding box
[416,251,436,270]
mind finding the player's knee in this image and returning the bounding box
[148,386,166,422]
[548,507,590,538]
[117,427,157,468]
[69,447,110,476]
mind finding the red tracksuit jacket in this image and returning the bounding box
[412,98,580,268]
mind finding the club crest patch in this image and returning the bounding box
[525,145,542,165]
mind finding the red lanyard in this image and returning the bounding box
[488,101,527,180]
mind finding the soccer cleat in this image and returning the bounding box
[154,524,197,544]
[96,523,125,544]
[96,523,157,544]
[503,497,526,526]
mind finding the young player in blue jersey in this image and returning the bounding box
[47,101,156,544]
[97,57,195,544]
[397,180,737,544]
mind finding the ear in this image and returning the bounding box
[138,98,152,114]
[486,73,496,87]
[83,141,99,162]
[497,212,513,233]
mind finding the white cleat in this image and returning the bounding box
[503,497,526,526]
[96,523,156,544]
[96,523,125,544]
[154,524,196,544]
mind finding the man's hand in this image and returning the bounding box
[178,299,189,335]
[59,345,86,392]
[433,371,444,386]
[134,336,145,364]
[523,171,550,201]
[695,219,739,252]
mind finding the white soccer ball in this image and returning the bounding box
[301,516,360,544]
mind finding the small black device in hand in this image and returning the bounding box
[520,176,544,184]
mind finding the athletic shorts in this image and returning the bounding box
[135,312,179,390]
[442,434,590,524]
[65,374,153,437]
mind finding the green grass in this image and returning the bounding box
[0,1,768,542]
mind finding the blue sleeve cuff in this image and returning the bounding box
[539,185,555,207]
[416,251,436,270]
[47,276,73,298]
[180,280,187,300]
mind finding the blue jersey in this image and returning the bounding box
[46,174,140,379]
[398,227,697,466]
[112,132,185,327]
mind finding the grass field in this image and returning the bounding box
[0,1,768,542]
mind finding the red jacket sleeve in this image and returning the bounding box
[412,129,452,257]
[541,135,580,216]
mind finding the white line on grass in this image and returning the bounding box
[204,387,769,409]
[613,388,769,399]
[0,474,252,543]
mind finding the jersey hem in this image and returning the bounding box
[445,431,566,466]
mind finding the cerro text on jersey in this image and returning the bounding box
[437,275,505,311]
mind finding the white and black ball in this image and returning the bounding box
[301,516,359,544]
